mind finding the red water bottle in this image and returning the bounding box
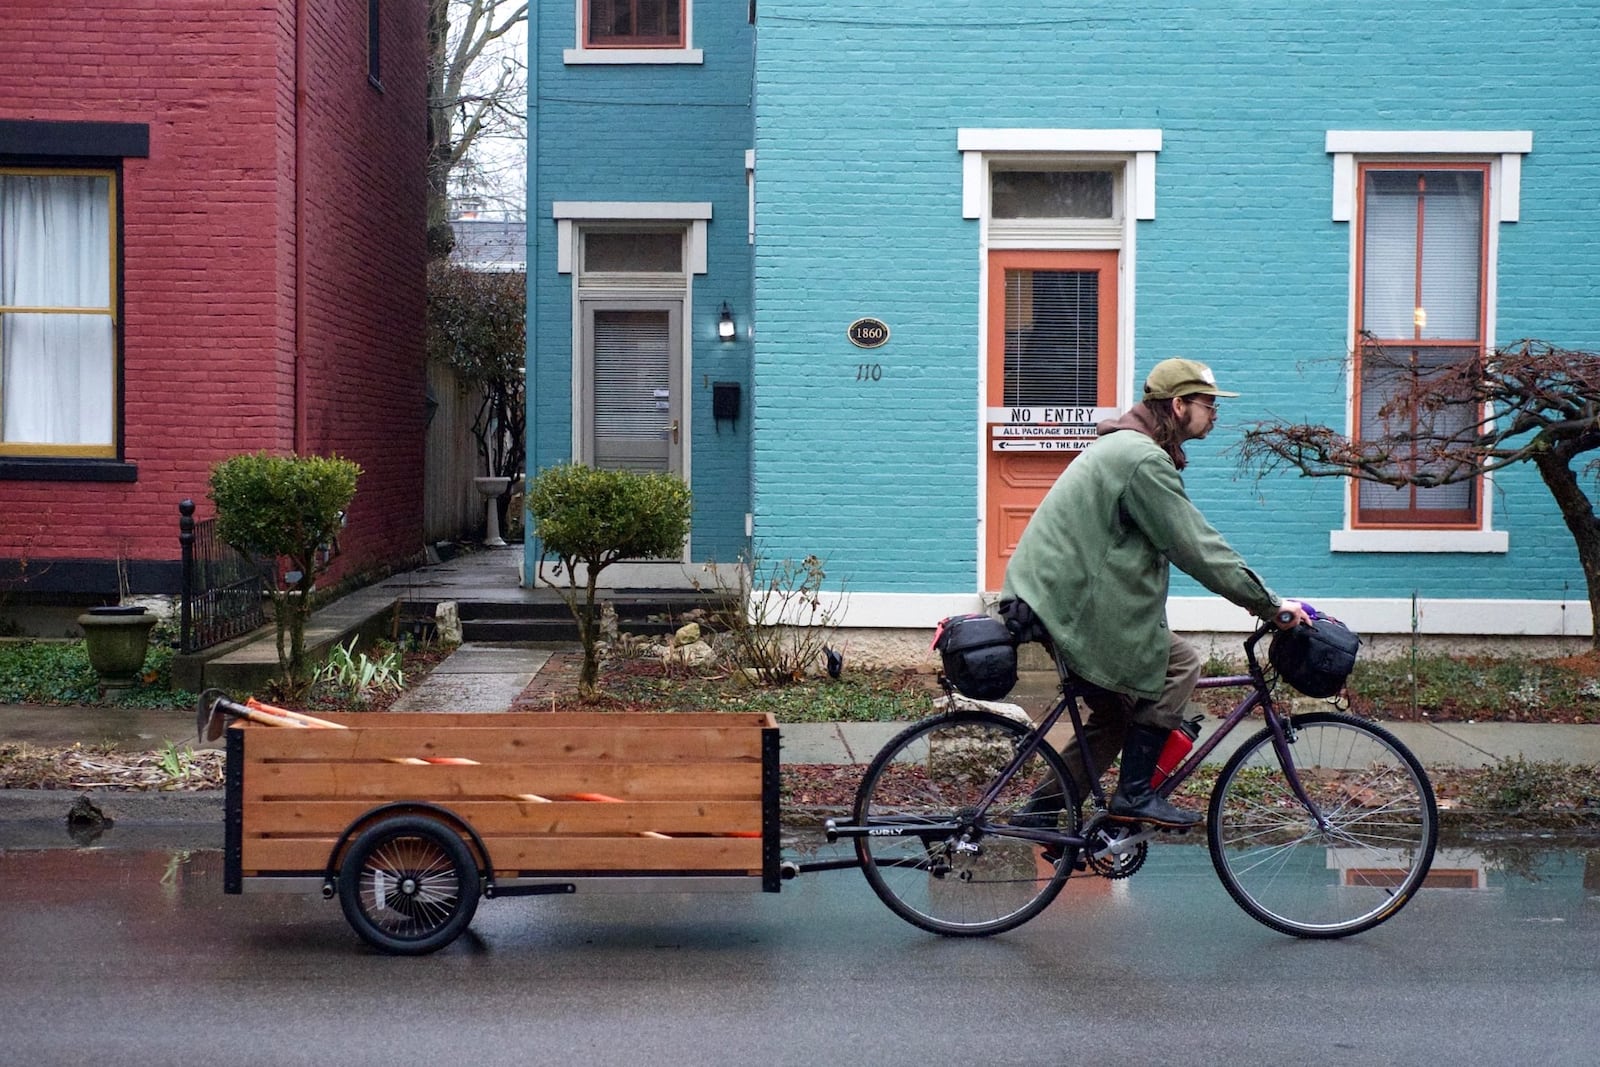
[1151,716,1202,787]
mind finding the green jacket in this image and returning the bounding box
[1000,410,1280,700]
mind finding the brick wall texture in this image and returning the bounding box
[748,0,1600,607]
[0,0,427,593]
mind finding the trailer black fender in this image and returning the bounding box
[321,801,496,900]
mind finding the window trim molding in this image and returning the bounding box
[564,0,703,64]
[1330,528,1509,554]
[1328,131,1532,549]
[367,0,383,90]
[0,120,149,159]
[552,201,711,275]
[959,129,1162,221]
[1326,130,1531,222]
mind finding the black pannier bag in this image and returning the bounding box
[931,613,1018,700]
[1268,615,1361,698]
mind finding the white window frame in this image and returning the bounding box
[552,201,708,503]
[564,0,703,65]
[958,131,1160,416]
[956,128,1160,601]
[1326,130,1532,554]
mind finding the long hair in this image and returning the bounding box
[1145,398,1188,470]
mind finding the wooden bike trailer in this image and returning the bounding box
[224,711,782,900]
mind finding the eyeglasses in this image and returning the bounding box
[1187,395,1220,413]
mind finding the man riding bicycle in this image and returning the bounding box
[1001,358,1310,828]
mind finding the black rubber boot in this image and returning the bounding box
[1108,724,1202,828]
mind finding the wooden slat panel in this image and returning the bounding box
[241,837,333,874]
[243,761,761,802]
[485,835,761,872]
[241,834,760,874]
[277,711,776,730]
[241,725,763,763]
[242,799,761,837]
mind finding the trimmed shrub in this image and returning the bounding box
[210,452,361,694]
[528,464,691,696]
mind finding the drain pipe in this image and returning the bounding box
[522,9,539,589]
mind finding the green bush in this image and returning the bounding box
[0,638,194,708]
[210,452,361,694]
[528,464,692,696]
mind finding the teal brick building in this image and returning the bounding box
[527,2,1596,646]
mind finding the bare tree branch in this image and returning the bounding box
[427,0,528,255]
[1238,339,1600,647]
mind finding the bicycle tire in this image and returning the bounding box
[1207,711,1437,939]
[338,815,481,955]
[853,709,1080,937]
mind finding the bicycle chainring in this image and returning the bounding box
[1086,830,1148,880]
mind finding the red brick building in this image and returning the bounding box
[0,0,428,623]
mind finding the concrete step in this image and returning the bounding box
[462,616,688,642]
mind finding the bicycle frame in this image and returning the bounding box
[829,623,1332,854]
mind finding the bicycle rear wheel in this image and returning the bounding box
[1207,711,1437,939]
[853,709,1079,936]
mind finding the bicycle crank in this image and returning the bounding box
[1085,825,1155,879]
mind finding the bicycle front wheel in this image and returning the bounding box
[853,710,1079,937]
[1207,711,1437,939]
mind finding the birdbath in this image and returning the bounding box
[473,476,512,546]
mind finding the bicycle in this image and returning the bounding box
[824,622,1438,939]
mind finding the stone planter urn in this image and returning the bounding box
[77,605,159,692]
[473,475,512,547]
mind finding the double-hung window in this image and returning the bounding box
[588,0,682,47]
[1327,130,1531,550]
[0,168,117,457]
[1354,164,1487,526]
[567,0,701,63]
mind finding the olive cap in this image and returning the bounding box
[1142,358,1240,400]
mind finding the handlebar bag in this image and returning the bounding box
[1269,615,1361,698]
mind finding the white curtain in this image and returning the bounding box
[0,174,114,446]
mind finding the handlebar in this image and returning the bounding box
[1243,621,1275,677]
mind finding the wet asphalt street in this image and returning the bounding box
[2,836,1598,1066]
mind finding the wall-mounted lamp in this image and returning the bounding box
[718,302,737,341]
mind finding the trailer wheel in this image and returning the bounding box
[337,815,481,955]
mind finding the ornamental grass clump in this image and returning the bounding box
[528,464,691,697]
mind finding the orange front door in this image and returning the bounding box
[984,250,1120,590]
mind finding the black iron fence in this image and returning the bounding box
[178,499,268,654]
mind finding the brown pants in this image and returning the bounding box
[1056,632,1202,796]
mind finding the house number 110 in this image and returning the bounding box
[855,363,883,381]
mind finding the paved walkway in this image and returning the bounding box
[388,642,552,713]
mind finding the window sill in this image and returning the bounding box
[1329,528,1508,554]
[563,47,704,65]
[0,458,137,482]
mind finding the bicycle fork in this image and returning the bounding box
[1264,714,1334,833]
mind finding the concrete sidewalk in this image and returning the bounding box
[4,667,1598,772]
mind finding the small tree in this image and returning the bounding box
[427,262,526,531]
[427,0,529,256]
[426,262,525,479]
[1238,339,1600,648]
[528,464,692,697]
[210,452,362,693]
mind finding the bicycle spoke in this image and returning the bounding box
[1208,713,1436,938]
[852,711,1079,937]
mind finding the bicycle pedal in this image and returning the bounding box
[1040,848,1087,872]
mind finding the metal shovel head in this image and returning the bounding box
[196,688,232,742]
